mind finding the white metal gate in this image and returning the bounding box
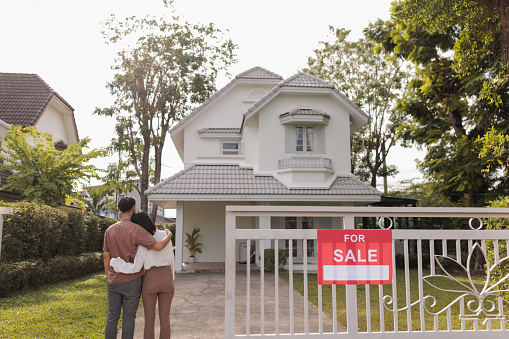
[225,206,509,338]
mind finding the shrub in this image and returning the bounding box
[58,210,86,256]
[1,202,67,263]
[0,201,117,264]
[264,248,289,271]
[0,252,103,297]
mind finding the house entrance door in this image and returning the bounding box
[284,217,316,262]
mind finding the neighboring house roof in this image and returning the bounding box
[243,72,368,126]
[169,66,283,135]
[0,73,75,127]
[146,165,382,199]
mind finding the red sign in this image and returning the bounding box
[317,229,393,285]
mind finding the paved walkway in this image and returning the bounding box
[120,264,339,338]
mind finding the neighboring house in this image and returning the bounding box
[0,73,79,201]
[146,67,383,271]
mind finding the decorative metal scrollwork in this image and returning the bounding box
[383,242,509,323]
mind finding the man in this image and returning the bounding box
[103,196,172,339]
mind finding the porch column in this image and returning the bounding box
[256,202,271,265]
[175,201,184,272]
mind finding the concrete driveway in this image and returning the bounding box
[128,268,337,338]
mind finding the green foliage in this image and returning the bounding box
[476,127,509,174]
[369,1,509,206]
[0,252,103,297]
[184,227,203,257]
[263,248,289,272]
[59,210,86,256]
[304,24,411,190]
[1,202,67,262]
[0,201,116,263]
[95,5,237,213]
[0,125,106,207]
[80,185,115,216]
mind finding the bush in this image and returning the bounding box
[0,201,117,264]
[59,210,86,256]
[0,252,103,297]
[1,202,67,263]
[264,248,289,271]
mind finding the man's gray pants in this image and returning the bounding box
[105,277,143,339]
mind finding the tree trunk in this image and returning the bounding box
[500,0,509,66]
[139,139,151,213]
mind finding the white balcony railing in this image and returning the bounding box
[278,157,332,170]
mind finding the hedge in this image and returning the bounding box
[0,201,117,263]
[0,252,103,297]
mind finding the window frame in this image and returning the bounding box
[221,140,240,155]
[295,126,315,153]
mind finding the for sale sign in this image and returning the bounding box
[317,229,393,285]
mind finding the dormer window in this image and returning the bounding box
[296,127,314,153]
[221,141,240,155]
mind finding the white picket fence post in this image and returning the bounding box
[0,206,13,261]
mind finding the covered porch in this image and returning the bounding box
[146,164,382,272]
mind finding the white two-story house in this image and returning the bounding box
[146,67,382,271]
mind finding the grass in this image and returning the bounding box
[0,273,109,338]
[279,268,504,332]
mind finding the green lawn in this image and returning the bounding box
[280,268,504,332]
[0,273,109,339]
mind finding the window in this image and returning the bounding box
[295,127,314,153]
[222,141,239,155]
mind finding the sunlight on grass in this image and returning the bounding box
[280,268,503,333]
[0,273,109,338]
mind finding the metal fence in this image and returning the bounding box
[225,206,509,338]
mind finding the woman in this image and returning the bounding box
[110,211,175,339]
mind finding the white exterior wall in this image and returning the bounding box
[35,101,72,144]
[182,83,276,166]
[182,201,255,263]
[254,94,352,174]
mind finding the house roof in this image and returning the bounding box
[146,165,382,198]
[0,73,74,127]
[198,128,241,134]
[243,72,368,124]
[280,108,330,119]
[169,66,282,135]
[236,66,283,80]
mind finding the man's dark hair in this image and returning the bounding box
[117,196,136,213]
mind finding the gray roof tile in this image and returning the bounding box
[146,165,382,197]
[280,108,330,119]
[198,128,241,134]
[236,66,283,80]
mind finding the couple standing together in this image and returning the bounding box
[103,196,175,338]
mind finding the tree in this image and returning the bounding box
[304,24,411,191]
[95,6,237,219]
[80,185,115,216]
[369,2,509,206]
[0,126,106,207]
[389,0,509,106]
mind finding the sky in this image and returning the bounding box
[0,0,424,193]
